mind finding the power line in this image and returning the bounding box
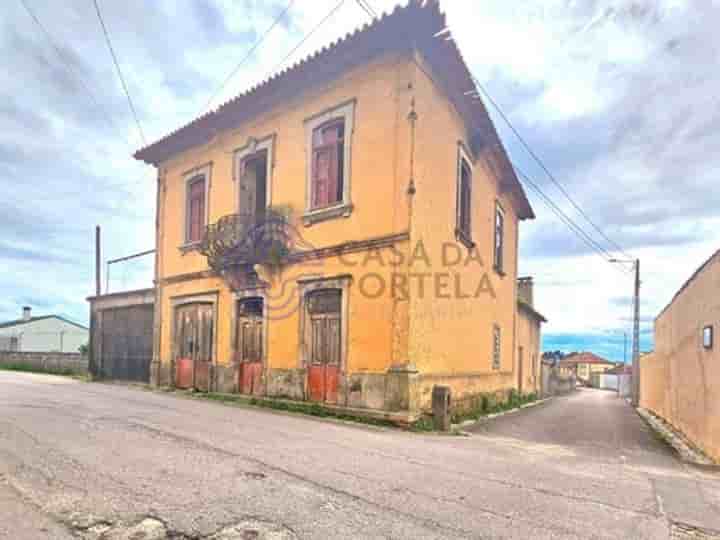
[355,0,377,19]
[17,0,133,150]
[514,165,632,275]
[200,0,296,114]
[471,75,633,261]
[268,0,347,77]
[92,0,146,145]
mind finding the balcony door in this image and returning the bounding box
[236,298,264,395]
[239,150,268,224]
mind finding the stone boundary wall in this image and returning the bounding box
[0,351,88,375]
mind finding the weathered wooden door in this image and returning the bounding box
[237,298,264,395]
[175,303,214,390]
[307,290,341,404]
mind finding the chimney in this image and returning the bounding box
[22,306,31,321]
[517,277,534,307]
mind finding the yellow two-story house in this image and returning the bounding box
[135,0,534,420]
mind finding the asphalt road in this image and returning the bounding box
[1,373,719,539]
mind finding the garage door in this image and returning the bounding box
[100,305,153,382]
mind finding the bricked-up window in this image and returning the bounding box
[186,175,206,243]
[457,157,472,242]
[703,325,713,349]
[311,120,344,209]
[494,204,505,273]
[492,324,501,370]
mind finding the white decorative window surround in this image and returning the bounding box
[303,99,356,226]
[297,275,351,369]
[233,135,275,212]
[181,163,212,251]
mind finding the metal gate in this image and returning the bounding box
[99,305,153,382]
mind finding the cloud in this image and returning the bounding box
[0,0,717,360]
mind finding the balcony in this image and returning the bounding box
[199,209,291,285]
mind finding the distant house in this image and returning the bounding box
[556,352,616,384]
[0,307,88,353]
[516,277,547,395]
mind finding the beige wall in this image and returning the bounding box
[641,251,720,462]
[516,306,541,395]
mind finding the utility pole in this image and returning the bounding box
[95,225,102,296]
[631,259,640,407]
[610,258,641,406]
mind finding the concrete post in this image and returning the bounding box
[432,385,452,431]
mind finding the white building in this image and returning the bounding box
[0,307,88,353]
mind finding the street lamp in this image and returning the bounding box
[610,258,640,407]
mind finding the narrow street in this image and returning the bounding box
[1,373,719,539]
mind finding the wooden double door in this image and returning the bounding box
[174,303,214,391]
[306,290,341,404]
[236,298,264,395]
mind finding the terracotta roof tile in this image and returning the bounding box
[134,0,533,219]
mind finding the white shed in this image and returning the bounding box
[0,307,88,353]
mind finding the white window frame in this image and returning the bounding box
[182,163,212,248]
[455,143,474,248]
[303,99,356,226]
[233,135,275,214]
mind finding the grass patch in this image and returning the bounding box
[0,363,86,379]
[183,391,397,428]
[450,390,539,425]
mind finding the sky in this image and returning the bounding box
[1,0,718,361]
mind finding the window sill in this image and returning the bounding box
[179,241,202,254]
[303,202,353,226]
[454,228,475,249]
[493,265,506,278]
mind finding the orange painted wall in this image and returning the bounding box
[155,53,413,374]
[153,49,530,404]
[406,54,521,394]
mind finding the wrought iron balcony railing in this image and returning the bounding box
[199,209,291,273]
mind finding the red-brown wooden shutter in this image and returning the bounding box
[188,178,205,242]
[311,122,342,209]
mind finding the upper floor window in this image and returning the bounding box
[494,203,505,273]
[311,120,344,209]
[303,100,355,226]
[703,325,713,349]
[183,164,211,246]
[455,145,474,247]
[187,176,205,243]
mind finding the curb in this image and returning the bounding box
[452,396,553,433]
[636,407,718,467]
